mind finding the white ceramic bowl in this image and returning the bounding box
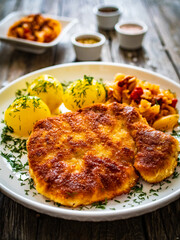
[71,32,106,61]
[0,11,78,54]
[93,4,122,30]
[115,21,148,50]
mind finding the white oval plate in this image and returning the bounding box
[0,12,78,54]
[0,62,180,221]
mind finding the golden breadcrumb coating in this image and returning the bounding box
[27,102,179,207]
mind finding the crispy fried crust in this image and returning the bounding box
[132,123,179,183]
[27,102,179,207]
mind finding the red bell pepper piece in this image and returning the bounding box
[171,98,178,108]
[130,87,143,100]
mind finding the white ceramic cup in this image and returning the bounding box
[93,5,122,30]
[115,21,148,50]
[71,32,106,61]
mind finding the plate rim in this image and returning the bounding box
[1,183,180,221]
[0,62,180,221]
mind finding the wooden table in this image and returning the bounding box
[0,0,180,239]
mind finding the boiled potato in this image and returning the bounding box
[4,96,51,136]
[153,114,179,131]
[63,76,107,111]
[28,74,63,113]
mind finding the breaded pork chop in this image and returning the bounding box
[27,103,179,207]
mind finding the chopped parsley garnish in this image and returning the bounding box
[15,82,29,97]
[64,75,107,109]
[1,152,28,172]
[61,81,73,91]
[31,78,58,94]
[90,198,108,209]
[1,125,27,158]
[54,202,61,207]
[0,123,35,192]
[172,171,179,179]
[109,208,116,210]
[84,75,93,85]
[177,155,180,167]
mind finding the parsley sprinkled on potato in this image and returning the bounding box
[28,74,63,114]
[4,96,51,136]
[63,75,107,111]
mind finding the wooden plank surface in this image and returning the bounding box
[0,0,180,239]
[146,0,180,79]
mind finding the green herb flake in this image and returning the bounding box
[172,171,179,179]
[61,81,73,91]
[109,208,116,210]
[91,198,107,210]
[24,190,29,195]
